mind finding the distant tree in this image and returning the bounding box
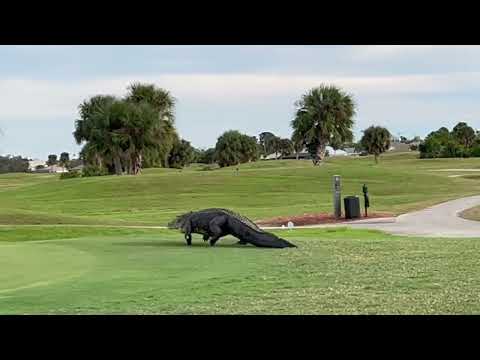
[197,148,216,164]
[168,139,195,168]
[436,127,450,140]
[0,155,29,173]
[419,126,468,159]
[47,154,58,166]
[259,132,276,156]
[190,147,203,163]
[59,152,70,168]
[291,130,305,160]
[291,84,355,165]
[452,122,475,148]
[215,131,259,167]
[278,138,294,158]
[239,136,260,163]
[360,126,391,163]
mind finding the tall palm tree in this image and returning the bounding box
[291,85,355,165]
[74,95,117,171]
[73,83,179,175]
[126,82,178,168]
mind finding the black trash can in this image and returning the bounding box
[344,196,360,219]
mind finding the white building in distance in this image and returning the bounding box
[28,159,46,171]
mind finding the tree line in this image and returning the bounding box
[3,82,476,176]
[0,155,29,174]
[419,122,480,158]
[159,84,392,168]
[71,82,479,172]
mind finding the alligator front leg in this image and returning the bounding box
[203,234,210,242]
[184,220,192,246]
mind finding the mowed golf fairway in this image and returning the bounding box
[2,152,480,314]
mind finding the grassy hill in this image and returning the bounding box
[2,152,480,314]
[1,152,480,226]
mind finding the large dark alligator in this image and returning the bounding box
[168,208,297,249]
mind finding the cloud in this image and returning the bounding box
[352,45,437,58]
[1,72,480,121]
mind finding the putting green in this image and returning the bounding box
[0,242,94,298]
[0,242,95,297]
[2,227,480,314]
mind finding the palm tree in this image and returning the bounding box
[278,138,294,159]
[291,130,305,160]
[360,126,391,163]
[291,85,355,165]
[125,82,178,168]
[73,83,179,175]
[126,82,175,123]
[74,95,117,171]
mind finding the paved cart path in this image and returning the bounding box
[264,195,480,238]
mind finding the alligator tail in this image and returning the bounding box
[229,218,297,248]
[250,232,297,248]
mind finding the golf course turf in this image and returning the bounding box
[2,152,480,314]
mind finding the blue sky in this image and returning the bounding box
[1,45,480,160]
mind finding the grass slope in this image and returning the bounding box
[1,152,480,226]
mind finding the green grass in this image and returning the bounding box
[2,152,480,226]
[2,226,480,314]
[2,152,480,314]
[460,206,480,221]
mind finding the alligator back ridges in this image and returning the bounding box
[172,208,264,233]
[211,208,264,232]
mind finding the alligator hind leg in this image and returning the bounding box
[203,234,210,242]
[236,240,248,245]
[208,216,227,247]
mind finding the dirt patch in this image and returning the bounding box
[256,212,394,227]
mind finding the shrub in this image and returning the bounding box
[215,130,259,167]
[470,145,480,157]
[198,164,217,171]
[59,170,82,180]
[82,165,109,177]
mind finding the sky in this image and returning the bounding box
[1,45,480,160]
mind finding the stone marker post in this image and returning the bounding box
[333,175,341,219]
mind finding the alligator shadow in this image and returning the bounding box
[112,240,258,249]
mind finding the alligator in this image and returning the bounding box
[168,208,297,249]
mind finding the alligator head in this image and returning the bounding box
[167,211,193,231]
